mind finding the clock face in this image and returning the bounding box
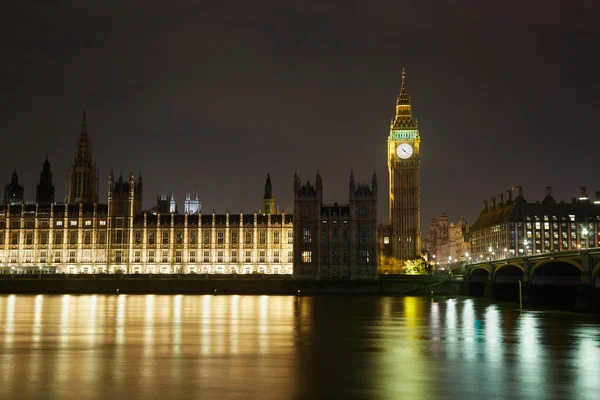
[396,143,413,159]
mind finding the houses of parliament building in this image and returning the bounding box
[0,110,379,277]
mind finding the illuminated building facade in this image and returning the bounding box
[0,112,293,275]
[469,186,600,261]
[427,213,470,267]
[0,171,294,275]
[293,170,378,278]
[386,68,421,260]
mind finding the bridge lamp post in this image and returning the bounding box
[503,247,508,259]
[488,246,494,260]
[523,240,529,256]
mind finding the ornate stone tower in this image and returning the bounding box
[387,68,421,260]
[263,173,275,214]
[65,108,99,205]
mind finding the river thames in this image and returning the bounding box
[0,294,599,399]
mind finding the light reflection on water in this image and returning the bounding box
[0,295,599,400]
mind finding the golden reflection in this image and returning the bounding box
[32,294,43,347]
[4,295,16,347]
[88,295,98,347]
[60,295,71,347]
[116,294,126,346]
[230,295,239,354]
[201,295,211,355]
[144,295,155,357]
[172,295,183,356]
[258,295,269,354]
[376,297,431,400]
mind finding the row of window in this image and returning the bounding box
[0,229,295,246]
[301,227,371,244]
[300,249,371,264]
[1,220,106,229]
[0,249,293,264]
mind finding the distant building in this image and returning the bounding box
[293,170,378,278]
[184,193,201,214]
[427,213,469,268]
[469,186,600,262]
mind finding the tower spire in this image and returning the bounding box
[393,67,416,129]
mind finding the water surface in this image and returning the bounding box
[1,294,599,399]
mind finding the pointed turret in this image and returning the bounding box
[315,169,323,203]
[263,173,275,214]
[36,157,55,204]
[372,170,377,200]
[392,67,417,129]
[65,107,99,204]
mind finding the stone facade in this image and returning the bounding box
[292,170,378,278]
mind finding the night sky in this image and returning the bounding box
[3,1,600,230]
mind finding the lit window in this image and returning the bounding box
[259,230,266,245]
[302,228,312,243]
[217,251,223,262]
[56,221,63,227]
[302,250,312,263]
[259,250,265,263]
[99,220,106,226]
[70,221,77,227]
[85,220,92,226]
[384,236,390,244]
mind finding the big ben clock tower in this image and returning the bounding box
[388,68,421,260]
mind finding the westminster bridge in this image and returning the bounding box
[463,248,600,311]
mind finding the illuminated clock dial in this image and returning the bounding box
[396,143,413,159]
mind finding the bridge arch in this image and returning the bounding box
[493,264,524,283]
[530,259,582,286]
[530,258,583,278]
[469,266,490,282]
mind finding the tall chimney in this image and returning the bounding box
[545,186,552,197]
[498,194,504,207]
[483,200,488,212]
[595,190,600,204]
[490,197,496,209]
[517,186,523,198]
[506,190,512,202]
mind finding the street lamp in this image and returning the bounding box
[523,240,529,256]
[582,228,589,249]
